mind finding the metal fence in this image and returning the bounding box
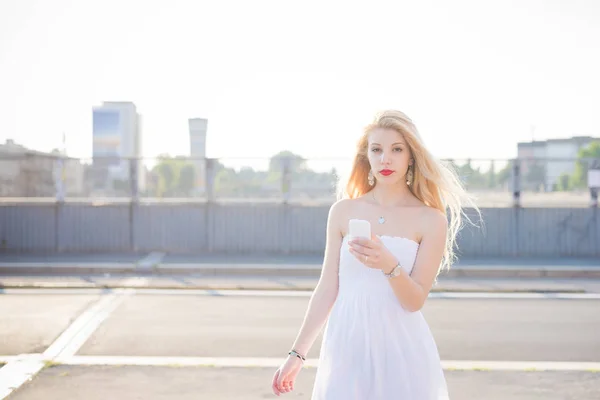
[1,202,599,256]
[1,153,599,207]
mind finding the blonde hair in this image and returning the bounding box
[337,110,480,274]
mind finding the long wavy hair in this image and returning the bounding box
[337,110,480,273]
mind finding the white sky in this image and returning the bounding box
[1,0,599,171]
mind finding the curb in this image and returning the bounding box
[1,263,600,278]
[0,282,588,293]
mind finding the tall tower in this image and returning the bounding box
[188,118,208,195]
[92,102,144,193]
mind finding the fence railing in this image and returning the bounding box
[0,154,599,207]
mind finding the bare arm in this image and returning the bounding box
[385,209,447,312]
[288,200,346,357]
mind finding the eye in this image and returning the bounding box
[394,147,403,152]
[370,148,380,152]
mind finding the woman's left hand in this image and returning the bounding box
[348,235,396,272]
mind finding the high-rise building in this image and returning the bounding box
[188,118,208,195]
[92,102,144,194]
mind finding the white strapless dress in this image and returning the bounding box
[311,235,449,400]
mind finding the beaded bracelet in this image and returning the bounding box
[288,349,306,362]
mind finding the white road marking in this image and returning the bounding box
[0,289,134,399]
[136,252,165,269]
[0,288,112,295]
[44,290,134,360]
[0,355,46,399]
[3,355,597,372]
[0,356,19,363]
[429,292,600,300]
[441,360,600,371]
[119,277,149,287]
[2,287,600,299]
[0,262,131,269]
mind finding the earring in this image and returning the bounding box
[406,165,413,185]
[368,170,375,186]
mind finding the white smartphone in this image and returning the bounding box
[349,219,371,240]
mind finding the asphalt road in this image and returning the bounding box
[2,292,599,361]
[1,289,599,399]
[6,366,600,400]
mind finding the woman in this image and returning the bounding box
[271,110,479,399]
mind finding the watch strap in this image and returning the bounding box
[383,263,402,278]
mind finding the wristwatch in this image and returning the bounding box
[382,262,403,278]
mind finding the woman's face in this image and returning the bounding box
[367,128,412,186]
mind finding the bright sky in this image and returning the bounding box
[1,0,599,172]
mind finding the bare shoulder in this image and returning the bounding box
[326,198,353,230]
[420,206,448,236]
[328,198,353,218]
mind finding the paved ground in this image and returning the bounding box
[1,287,599,399]
[1,253,600,279]
[0,294,101,355]
[3,275,600,293]
[4,366,599,400]
[3,292,600,360]
[2,252,600,266]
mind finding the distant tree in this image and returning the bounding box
[214,167,239,195]
[177,164,196,196]
[269,150,307,172]
[556,173,571,191]
[455,160,487,189]
[155,161,174,196]
[525,162,546,191]
[496,162,512,187]
[486,161,497,188]
[145,150,363,199]
[236,166,263,195]
[569,141,600,189]
[152,154,196,197]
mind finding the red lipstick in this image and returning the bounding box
[379,169,394,176]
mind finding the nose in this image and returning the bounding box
[379,150,391,165]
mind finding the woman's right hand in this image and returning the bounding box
[271,355,304,396]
